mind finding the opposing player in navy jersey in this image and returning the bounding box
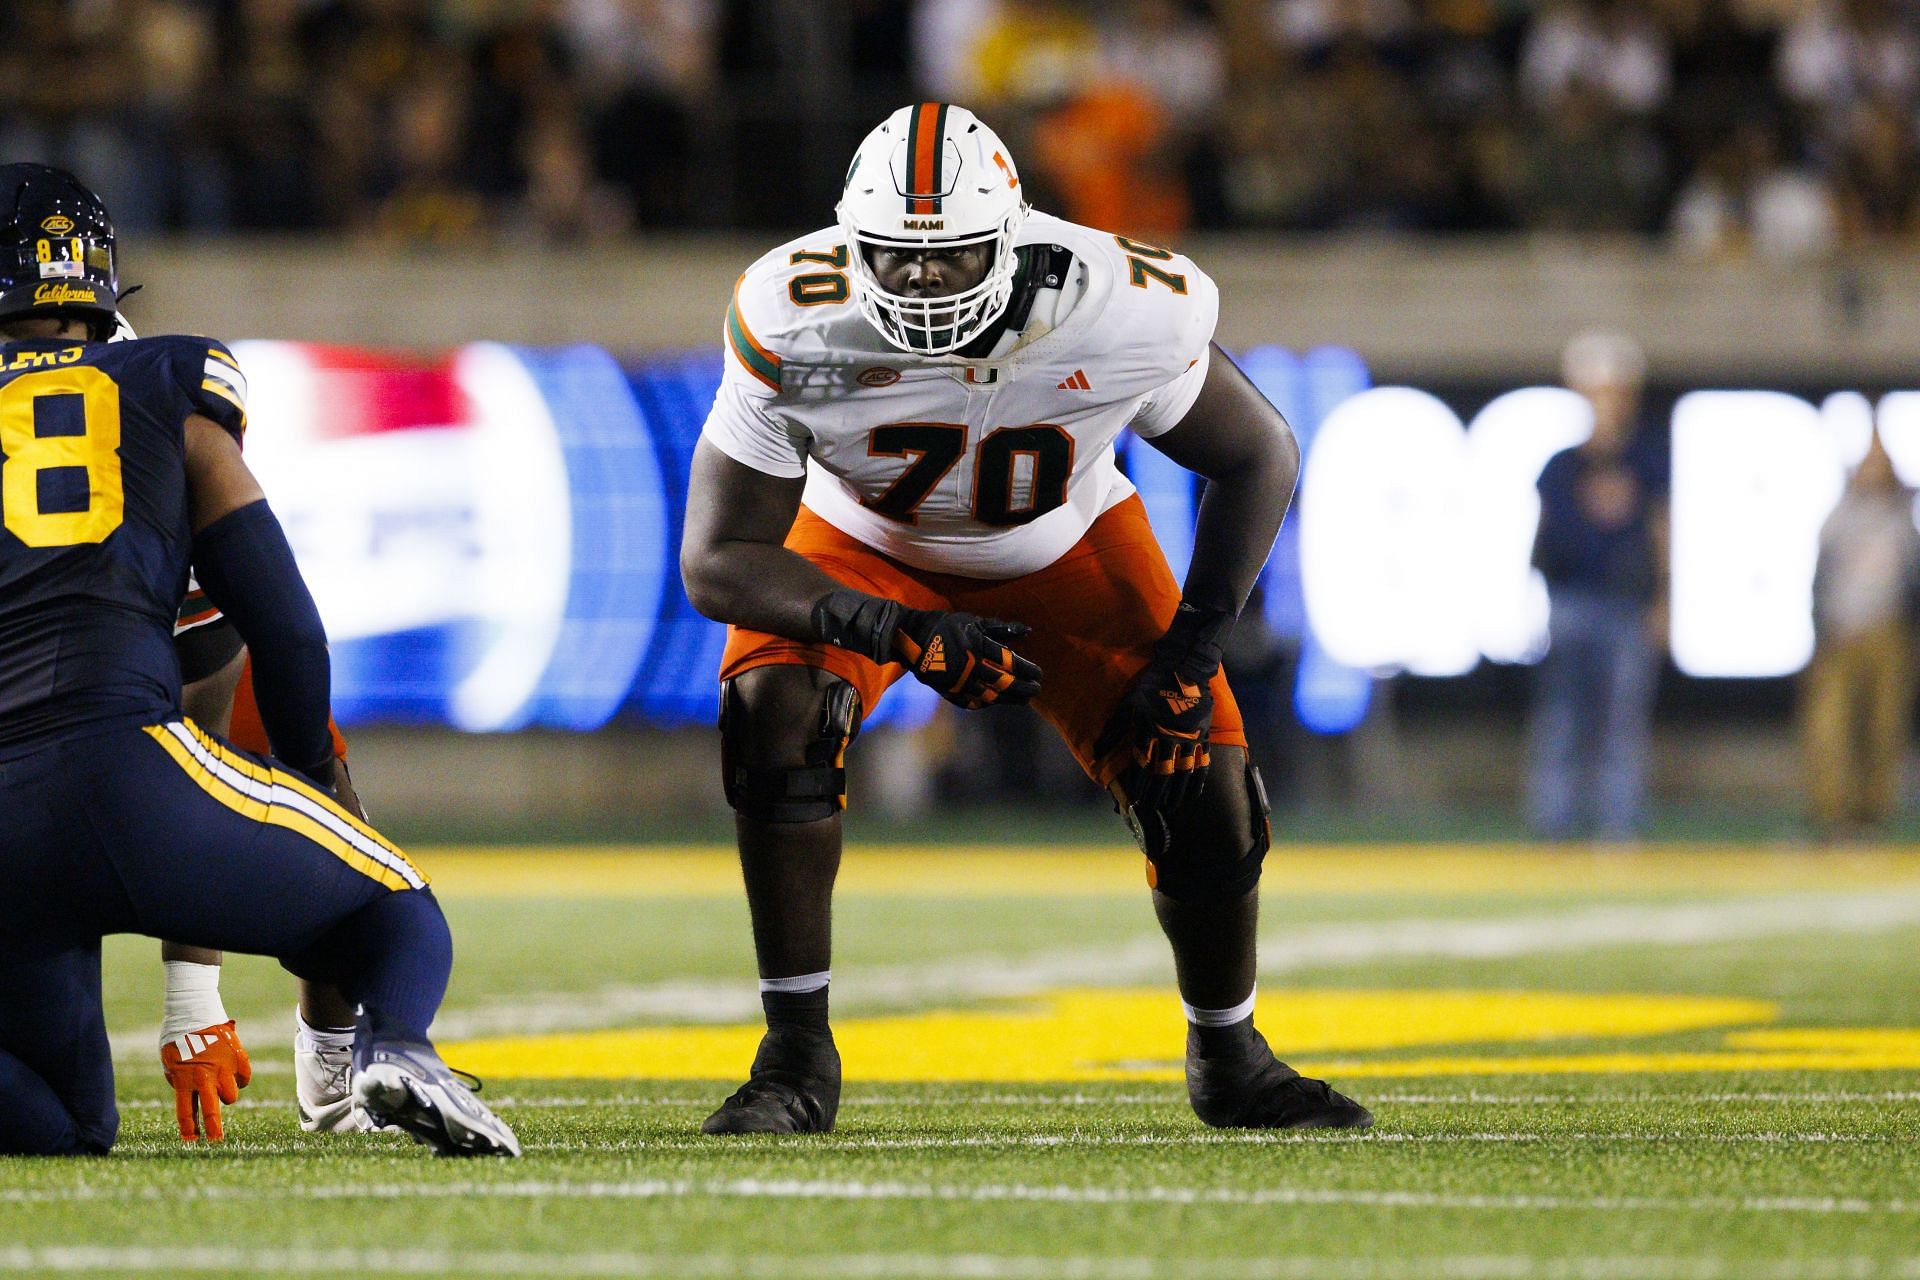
[0,164,518,1157]
[112,303,376,1140]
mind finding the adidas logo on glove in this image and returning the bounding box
[1161,677,1203,715]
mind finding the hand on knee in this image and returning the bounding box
[1134,752,1271,903]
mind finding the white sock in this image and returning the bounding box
[295,1006,356,1052]
[160,961,229,1040]
[1184,987,1256,1028]
[759,970,831,995]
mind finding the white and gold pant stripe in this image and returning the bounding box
[143,719,426,892]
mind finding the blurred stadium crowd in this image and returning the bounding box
[5,0,1919,251]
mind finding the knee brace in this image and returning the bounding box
[719,677,861,823]
[1128,758,1272,902]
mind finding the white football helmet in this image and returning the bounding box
[837,103,1030,356]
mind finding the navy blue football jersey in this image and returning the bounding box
[0,334,247,751]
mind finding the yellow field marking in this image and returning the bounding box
[1320,1024,1920,1077]
[1726,1027,1920,1055]
[417,845,1920,900]
[444,987,1848,1083]
[1324,1046,1920,1078]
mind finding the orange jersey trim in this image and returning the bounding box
[726,275,782,392]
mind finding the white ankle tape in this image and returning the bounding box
[759,971,831,995]
[1184,987,1256,1028]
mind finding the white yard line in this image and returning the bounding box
[2,1246,1914,1280]
[582,1088,1920,1108]
[106,1089,1920,1112]
[556,1128,1889,1151]
[101,1030,293,1066]
[102,890,1920,1056]
[497,1132,1894,1153]
[418,890,1920,1038]
[58,1130,1901,1159]
[537,1128,1888,1147]
[3,1177,1916,1217]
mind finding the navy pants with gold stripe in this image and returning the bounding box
[0,718,444,1155]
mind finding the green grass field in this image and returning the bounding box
[3,843,1919,1279]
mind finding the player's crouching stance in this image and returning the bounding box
[0,165,516,1157]
[680,105,1372,1133]
[155,635,385,1139]
[137,285,378,1138]
[158,565,380,1138]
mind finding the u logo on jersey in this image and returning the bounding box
[964,366,998,385]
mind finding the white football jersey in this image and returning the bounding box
[700,211,1219,578]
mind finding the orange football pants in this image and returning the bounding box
[719,494,1243,788]
[226,653,349,762]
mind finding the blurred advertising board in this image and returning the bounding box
[235,341,1899,733]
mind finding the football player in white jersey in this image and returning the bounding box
[681,103,1373,1133]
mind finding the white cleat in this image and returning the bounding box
[294,1017,376,1134]
[353,1040,521,1158]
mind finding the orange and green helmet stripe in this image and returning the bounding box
[725,275,781,392]
[904,102,948,214]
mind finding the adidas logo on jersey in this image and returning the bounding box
[920,636,948,674]
[1057,369,1092,390]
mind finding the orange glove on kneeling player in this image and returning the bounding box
[161,1020,253,1142]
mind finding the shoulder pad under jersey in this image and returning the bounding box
[145,334,249,440]
[1033,214,1220,393]
[724,227,862,397]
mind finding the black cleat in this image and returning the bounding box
[1186,1022,1374,1130]
[701,1027,841,1135]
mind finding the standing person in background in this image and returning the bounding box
[1803,433,1920,841]
[1527,331,1669,841]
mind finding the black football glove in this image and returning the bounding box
[1096,601,1235,814]
[810,588,1042,710]
[891,607,1041,710]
